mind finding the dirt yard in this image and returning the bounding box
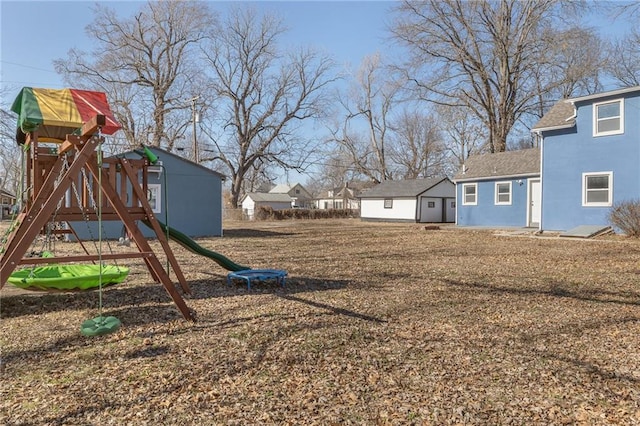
[1,219,639,425]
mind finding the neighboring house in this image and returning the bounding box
[315,182,370,210]
[241,182,314,220]
[453,148,541,227]
[269,183,314,208]
[1,189,16,220]
[75,147,226,239]
[241,193,293,220]
[532,85,640,231]
[359,177,455,223]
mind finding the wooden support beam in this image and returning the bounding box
[81,114,106,137]
[20,252,155,265]
[59,135,83,155]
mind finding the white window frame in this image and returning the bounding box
[462,183,477,206]
[494,181,512,206]
[582,172,613,207]
[147,184,162,213]
[593,99,624,137]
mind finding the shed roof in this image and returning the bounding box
[358,177,449,198]
[454,148,540,182]
[531,100,575,132]
[113,146,226,179]
[244,192,292,203]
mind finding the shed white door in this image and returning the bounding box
[528,179,541,227]
[420,197,442,222]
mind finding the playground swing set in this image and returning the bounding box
[0,87,288,337]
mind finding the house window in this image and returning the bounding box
[462,183,477,205]
[384,199,393,209]
[583,172,613,206]
[495,181,512,205]
[147,184,162,213]
[428,201,435,208]
[593,99,623,136]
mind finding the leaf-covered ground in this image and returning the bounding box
[1,219,639,425]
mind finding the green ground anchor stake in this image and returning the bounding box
[80,316,121,337]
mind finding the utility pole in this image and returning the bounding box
[187,96,200,163]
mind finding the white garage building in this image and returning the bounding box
[359,177,455,223]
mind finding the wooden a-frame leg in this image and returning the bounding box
[86,161,194,321]
[1,138,99,286]
[118,159,191,294]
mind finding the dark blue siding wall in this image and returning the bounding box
[73,148,223,240]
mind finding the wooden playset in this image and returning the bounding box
[0,88,194,321]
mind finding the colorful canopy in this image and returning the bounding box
[11,87,121,143]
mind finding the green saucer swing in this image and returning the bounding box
[8,264,129,292]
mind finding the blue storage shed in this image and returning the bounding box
[73,147,225,239]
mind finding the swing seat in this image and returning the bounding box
[7,264,129,292]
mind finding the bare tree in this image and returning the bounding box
[607,28,640,87]
[436,104,487,176]
[200,7,336,207]
[319,148,369,188]
[54,1,216,151]
[331,53,400,183]
[388,109,447,179]
[392,0,587,153]
[0,106,22,200]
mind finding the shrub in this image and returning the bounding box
[608,199,640,237]
[254,206,275,221]
[253,208,359,221]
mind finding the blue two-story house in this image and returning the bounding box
[454,85,640,232]
[532,86,640,231]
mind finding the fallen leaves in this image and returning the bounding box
[1,219,639,425]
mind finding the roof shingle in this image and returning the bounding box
[531,100,575,132]
[358,178,448,198]
[453,148,540,181]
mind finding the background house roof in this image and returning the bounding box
[531,100,575,132]
[269,184,293,194]
[359,177,449,198]
[454,148,540,181]
[244,192,292,203]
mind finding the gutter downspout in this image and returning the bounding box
[536,130,544,232]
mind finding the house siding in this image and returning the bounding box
[361,198,417,221]
[456,178,534,227]
[74,148,224,239]
[541,93,640,231]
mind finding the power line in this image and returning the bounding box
[0,60,59,74]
